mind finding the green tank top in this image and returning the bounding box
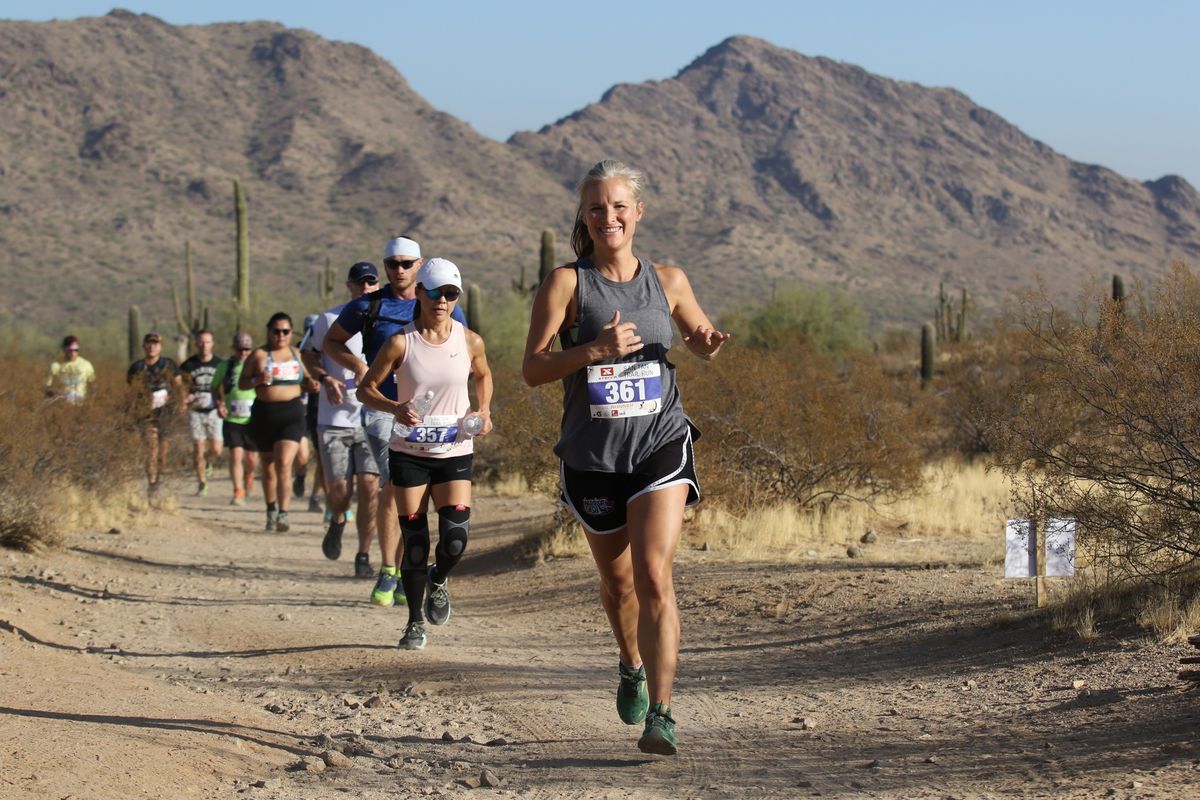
[213,358,256,424]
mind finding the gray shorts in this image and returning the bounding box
[318,424,379,482]
[188,410,223,442]
[362,407,392,481]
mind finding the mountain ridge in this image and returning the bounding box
[1,15,1195,333]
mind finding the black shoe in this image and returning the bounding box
[322,519,345,560]
[292,472,306,498]
[424,564,451,626]
[399,620,427,650]
[354,552,373,579]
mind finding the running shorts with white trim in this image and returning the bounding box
[560,426,700,535]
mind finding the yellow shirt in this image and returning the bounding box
[47,357,96,402]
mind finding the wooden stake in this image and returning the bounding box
[1035,517,1047,608]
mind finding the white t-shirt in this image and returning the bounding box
[309,303,365,428]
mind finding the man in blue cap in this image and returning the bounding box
[302,260,385,579]
[322,237,467,606]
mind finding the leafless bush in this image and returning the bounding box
[931,320,1036,459]
[0,356,144,550]
[985,264,1200,582]
[473,363,562,496]
[679,345,931,510]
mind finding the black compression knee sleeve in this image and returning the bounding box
[399,513,430,621]
[400,513,430,570]
[432,504,470,581]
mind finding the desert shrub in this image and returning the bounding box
[472,362,562,494]
[985,264,1200,582]
[678,344,931,510]
[720,283,870,356]
[0,356,145,550]
[929,319,1036,458]
[474,289,534,370]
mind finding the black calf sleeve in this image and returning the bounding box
[400,513,430,570]
[400,567,426,621]
[432,505,470,582]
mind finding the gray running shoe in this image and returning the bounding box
[425,564,451,625]
[265,508,278,531]
[354,552,373,579]
[276,511,290,532]
[399,620,427,650]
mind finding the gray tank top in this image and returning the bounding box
[554,256,691,473]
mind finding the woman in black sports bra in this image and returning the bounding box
[240,312,312,532]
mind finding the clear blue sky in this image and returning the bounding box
[7,1,1198,187]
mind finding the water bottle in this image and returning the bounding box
[261,352,274,386]
[394,390,434,437]
[462,413,485,438]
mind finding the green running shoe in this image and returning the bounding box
[637,703,677,756]
[617,661,649,724]
[196,482,208,496]
[371,566,399,607]
[399,620,427,651]
[275,511,290,532]
[265,508,278,531]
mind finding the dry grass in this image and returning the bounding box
[0,355,148,550]
[537,517,592,561]
[1046,566,1200,643]
[686,459,1014,564]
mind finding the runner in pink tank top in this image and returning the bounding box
[357,258,494,652]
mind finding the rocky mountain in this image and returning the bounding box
[1,15,1196,335]
[0,10,573,330]
[511,36,1199,321]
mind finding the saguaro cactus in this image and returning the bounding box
[465,282,484,336]
[172,241,204,348]
[920,322,935,386]
[538,229,556,286]
[128,305,142,361]
[234,179,250,327]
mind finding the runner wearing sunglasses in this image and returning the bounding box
[357,258,493,651]
[240,312,313,532]
[302,261,384,578]
[322,238,468,609]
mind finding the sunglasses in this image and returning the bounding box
[425,287,461,301]
[355,277,379,285]
[270,328,292,335]
[385,258,419,270]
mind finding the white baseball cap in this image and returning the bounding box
[416,258,463,292]
[384,237,421,260]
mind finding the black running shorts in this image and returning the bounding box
[389,450,474,488]
[560,427,700,535]
[249,397,306,452]
[223,420,257,451]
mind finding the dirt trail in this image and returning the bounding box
[2,476,1199,799]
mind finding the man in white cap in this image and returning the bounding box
[323,236,467,607]
[302,261,382,579]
